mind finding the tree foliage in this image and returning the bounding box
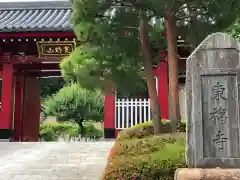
[40,77,65,98]
[43,84,104,122]
[175,1,239,47]
[228,18,240,40]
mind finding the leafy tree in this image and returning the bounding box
[43,83,104,122]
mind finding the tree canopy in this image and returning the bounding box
[61,0,239,133]
[61,0,166,94]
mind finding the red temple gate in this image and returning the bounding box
[0,0,76,141]
[0,0,175,141]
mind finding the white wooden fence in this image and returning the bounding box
[115,98,151,129]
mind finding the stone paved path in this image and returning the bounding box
[0,141,114,180]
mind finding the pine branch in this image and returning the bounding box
[175,0,209,21]
[107,0,160,16]
[177,12,208,21]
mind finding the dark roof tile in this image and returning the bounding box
[0,0,73,32]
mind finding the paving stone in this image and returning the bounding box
[0,141,113,180]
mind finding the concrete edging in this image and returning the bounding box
[175,168,240,180]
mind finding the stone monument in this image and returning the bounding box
[175,33,240,180]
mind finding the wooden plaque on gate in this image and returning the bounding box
[37,41,76,57]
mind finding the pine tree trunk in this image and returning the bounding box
[165,13,180,132]
[139,18,163,134]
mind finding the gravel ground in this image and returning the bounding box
[0,141,114,180]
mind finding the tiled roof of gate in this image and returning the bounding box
[0,0,73,32]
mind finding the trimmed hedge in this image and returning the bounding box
[103,120,186,180]
[83,121,103,140]
[40,123,79,141]
[40,121,103,141]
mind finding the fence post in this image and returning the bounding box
[134,98,138,126]
[148,98,151,120]
[130,99,133,127]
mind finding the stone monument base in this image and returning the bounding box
[175,168,240,180]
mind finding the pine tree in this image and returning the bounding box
[62,0,239,134]
[62,0,166,134]
[43,84,104,121]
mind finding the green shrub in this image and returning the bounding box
[40,121,103,141]
[118,120,186,140]
[103,121,186,180]
[83,121,103,140]
[40,122,79,141]
[103,134,186,180]
[40,124,58,141]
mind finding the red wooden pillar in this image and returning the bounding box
[22,76,40,141]
[157,61,169,119]
[103,84,115,138]
[13,76,24,141]
[154,52,169,119]
[0,63,14,140]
